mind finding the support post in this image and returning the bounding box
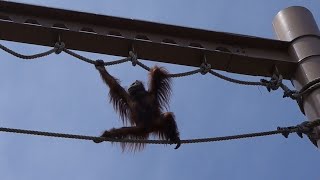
[273,6,320,147]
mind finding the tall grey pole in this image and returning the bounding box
[273,6,320,147]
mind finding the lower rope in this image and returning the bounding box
[1,119,319,145]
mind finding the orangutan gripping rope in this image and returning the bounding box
[93,60,180,151]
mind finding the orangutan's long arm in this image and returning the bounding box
[95,60,131,122]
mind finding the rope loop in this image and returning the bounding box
[54,42,65,54]
[129,51,138,66]
[200,62,211,75]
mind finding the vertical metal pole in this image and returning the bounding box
[273,6,320,147]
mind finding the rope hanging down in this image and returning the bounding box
[0,119,319,145]
[1,41,320,111]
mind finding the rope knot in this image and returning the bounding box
[277,119,320,147]
[129,51,138,66]
[283,89,298,99]
[200,63,211,75]
[54,42,65,54]
[296,121,313,138]
[260,74,283,92]
[296,120,320,147]
[95,59,105,66]
[277,127,291,138]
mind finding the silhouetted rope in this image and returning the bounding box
[208,70,263,86]
[2,41,320,114]
[0,119,319,145]
[0,42,292,85]
[0,43,57,59]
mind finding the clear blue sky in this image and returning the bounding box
[1,0,320,179]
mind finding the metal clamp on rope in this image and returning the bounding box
[129,51,138,66]
[54,42,65,54]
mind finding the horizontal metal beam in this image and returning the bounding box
[0,1,296,78]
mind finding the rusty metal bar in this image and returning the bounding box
[0,1,295,78]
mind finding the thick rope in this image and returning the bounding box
[63,49,95,64]
[209,70,263,86]
[299,84,320,98]
[0,119,319,145]
[0,42,289,86]
[0,43,56,59]
[103,57,131,66]
[169,69,202,78]
[2,41,320,104]
[299,77,320,94]
[136,61,151,71]
[296,78,320,98]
